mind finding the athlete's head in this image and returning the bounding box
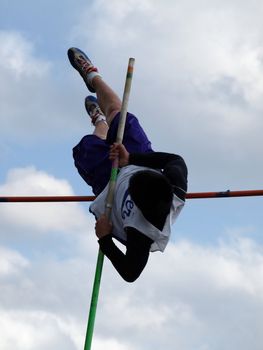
[129,170,173,222]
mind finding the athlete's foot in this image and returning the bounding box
[85,95,107,126]
[67,48,101,92]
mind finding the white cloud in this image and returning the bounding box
[0,310,133,350]
[96,236,263,350]
[70,0,263,190]
[72,0,263,99]
[0,166,92,234]
[0,246,28,276]
[1,191,263,350]
[0,166,73,196]
[1,1,263,349]
[0,307,185,350]
[0,30,84,139]
[92,337,134,350]
[0,310,81,350]
[1,2,263,189]
[0,31,50,78]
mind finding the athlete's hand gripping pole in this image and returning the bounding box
[84,58,135,350]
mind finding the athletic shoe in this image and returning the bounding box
[85,95,106,126]
[67,47,100,92]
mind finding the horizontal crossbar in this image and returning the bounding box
[0,190,263,202]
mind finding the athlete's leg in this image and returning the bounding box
[93,121,108,140]
[92,76,121,125]
[68,48,121,126]
[84,95,109,139]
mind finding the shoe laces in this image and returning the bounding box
[77,56,96,75]
[88,104,102,121]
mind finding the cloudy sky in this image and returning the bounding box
[1,0,263,349]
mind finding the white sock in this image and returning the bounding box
[86,71,101,89]
[94,114,107,126]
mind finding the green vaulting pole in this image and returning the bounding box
[84,57,135,350]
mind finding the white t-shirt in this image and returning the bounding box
[90,165,185,252]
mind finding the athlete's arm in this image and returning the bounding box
[98,227,153,282]
[109,144,188,200]
[129,152,188,200]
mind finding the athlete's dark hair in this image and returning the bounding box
[129,170,173,228]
